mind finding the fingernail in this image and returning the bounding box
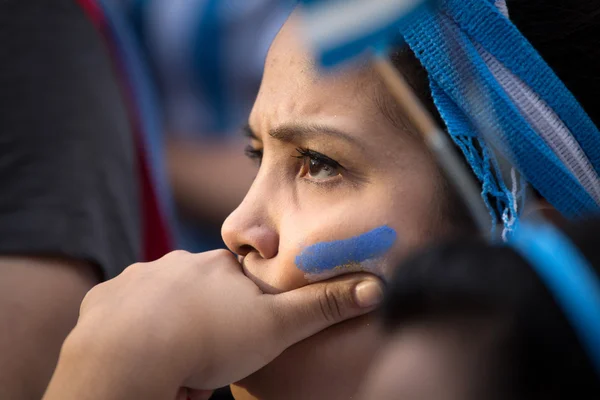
[354,280,384,308]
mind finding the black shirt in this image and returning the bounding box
[0,0,141,279]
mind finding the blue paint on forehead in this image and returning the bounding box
[295,226,397,274]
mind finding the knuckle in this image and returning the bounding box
[80,281,104,313]
[316,285,343,323]
[207,248,234,260]
[159,250,195,270]
[203,249,238,269]
[79,290,92,312]
[123,262,143,272]
[120,261,149,278]
[167,249,191,259]
[85,280,105,297]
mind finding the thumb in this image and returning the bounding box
[268,274,384,349]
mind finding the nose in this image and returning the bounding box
[221,179,279,259]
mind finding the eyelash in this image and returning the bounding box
[244,146,344,183]
[245,145,263,163]
[293,147,344,172]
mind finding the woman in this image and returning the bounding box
[220,14,468,400]
[221,0,600,398]
[45,0,600,399]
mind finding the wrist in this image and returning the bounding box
[44,327,181,400]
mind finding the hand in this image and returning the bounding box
[44,250,384,399]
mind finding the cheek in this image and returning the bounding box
[295,225,398,281]
[265,157,445,291]
[266,209,399,292]
[287,186,443,284]
[278,201,403,286]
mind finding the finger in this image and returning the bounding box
[268,273,384,348]
[196,249,242,272]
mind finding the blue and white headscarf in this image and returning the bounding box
[300,0,600,236]
[401,0,600,234]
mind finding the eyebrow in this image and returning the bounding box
[243,123,364,149]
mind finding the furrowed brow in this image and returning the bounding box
[269,123,364,149]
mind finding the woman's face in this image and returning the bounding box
[221,16,452,400]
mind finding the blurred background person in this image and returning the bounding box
[121,0,293,252]
[0,0,173,397]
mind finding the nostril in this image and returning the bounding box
[224,223,279,260]
[236,244,255,257]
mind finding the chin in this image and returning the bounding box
[230,314,383,400]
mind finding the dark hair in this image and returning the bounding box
[389,0,600,130]
[507,0,600,128]
[385,0,600,223]
[382,218,600,400]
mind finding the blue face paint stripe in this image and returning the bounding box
[295,226,397,274]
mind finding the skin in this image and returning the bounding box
[0,257,97,400]
[43,250,384,399]
[221,15,454,400]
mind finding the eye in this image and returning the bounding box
[295,148,343,181]
[245,145,263,165]
[306,158,338,179]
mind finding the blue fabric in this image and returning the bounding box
[510,222,600,376]
[449,0,600,174]
[402,0,600,221]
[127,0,291,135]
[299,0,429,68]
[299,0,600,230]
[193,0,228,133]
[124,0,291,251]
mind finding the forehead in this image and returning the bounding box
[249,14,384,132]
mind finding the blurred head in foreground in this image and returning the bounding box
[360,219,600,400]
